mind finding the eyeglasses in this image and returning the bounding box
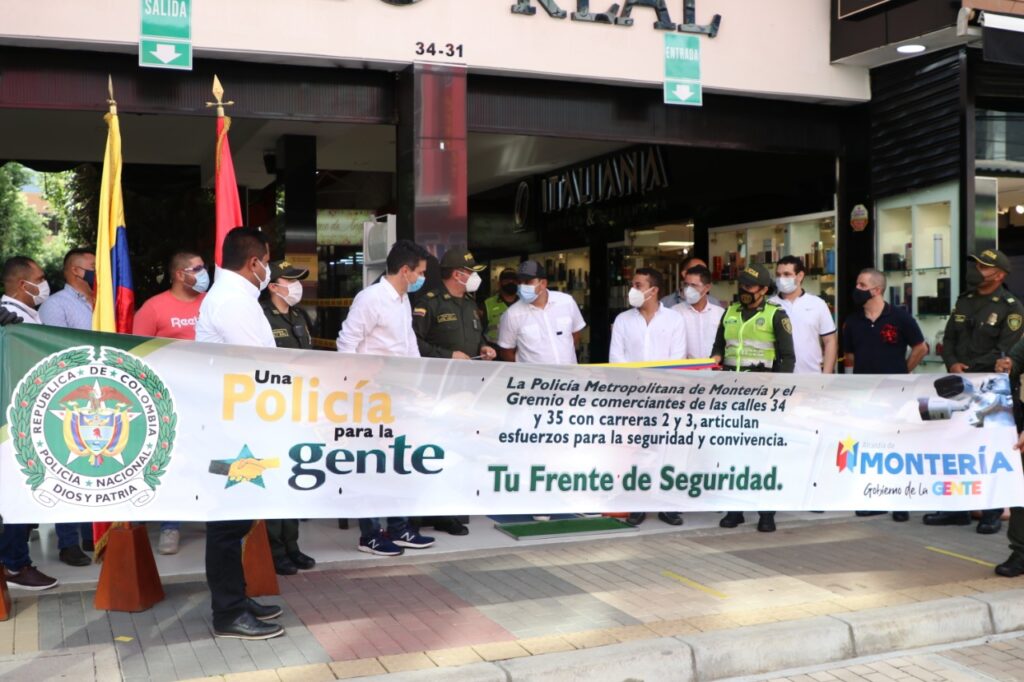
[183,265,206,274]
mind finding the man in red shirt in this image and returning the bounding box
[133,251,208,554]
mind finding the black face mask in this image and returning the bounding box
[501,282,518,296]
[965,267,985,289]
[851,288,873,307]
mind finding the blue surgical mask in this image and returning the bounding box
[81,268,96,290]
[191,269,210,293]
[518,284,538,304]
[407,274,425,294]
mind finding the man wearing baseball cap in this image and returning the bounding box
[711,262,795,533]
[927,248,1024,535]
[497,260,586,365]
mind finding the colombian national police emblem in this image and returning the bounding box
[7,346,176,508]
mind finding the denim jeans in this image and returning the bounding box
[160,521,181,532]
[358,517,408,538]
[55,522,92,550]
[0,524,31,571]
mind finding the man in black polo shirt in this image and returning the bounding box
[843,267,928,523]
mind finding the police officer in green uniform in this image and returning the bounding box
[413,248,496,536]
[995,331,1024,576]
[414,248,497,362]
[482,268,519,346]
[711,263,795,533]
[260,260,317,575]
[926,249,1024,534]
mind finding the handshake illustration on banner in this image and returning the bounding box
[917,374,1013,428]
[208,456,281,487]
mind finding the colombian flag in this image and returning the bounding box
[92,111,135,335]
[92,109,135,560]
[214,115,243,266]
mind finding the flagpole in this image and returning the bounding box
[107,74,117,116]
[209,75,244,267]
[206,74,234,118]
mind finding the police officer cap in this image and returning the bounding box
[517,260,546,281]
[440,248,486,272]
[269,259,309,281]
[970,249,1012,273]
[738,263,772,287]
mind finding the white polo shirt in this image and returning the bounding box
[0,295,41,324]
[337,277,420,358]
[769,290,836,373]
[608,305,686,363]
[498,290,586,365]
[672,300,724,360]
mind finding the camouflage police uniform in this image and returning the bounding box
[929,249,1024,534]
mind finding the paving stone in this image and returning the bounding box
[275,663,335,681]
[329,657,387,678]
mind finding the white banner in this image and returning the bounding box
[1,325,1022,522]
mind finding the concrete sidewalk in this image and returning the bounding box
[2,512,1023,681]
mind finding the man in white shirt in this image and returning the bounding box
[0,257,59,592]
[498,260,586,365]
[337,239,436,557]
[769,255,837,374]
[0,256,48,324]
[609,267,687,528]
[609,267,686,362]
[662,256,723,309]
[673,265,725,359]
[195,227,284,641]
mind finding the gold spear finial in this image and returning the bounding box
[205,74,234,117]
[107,74,117,115]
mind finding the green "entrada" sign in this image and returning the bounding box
[139,0,192,71]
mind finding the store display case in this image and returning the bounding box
[707,211,837,317]
[875,182,959,372]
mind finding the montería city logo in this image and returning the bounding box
[7,346,176,508]
[835,435,1014,496]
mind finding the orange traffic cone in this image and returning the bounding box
[0,567,11,621]
[94,524,165,612]
[242,520,279,597]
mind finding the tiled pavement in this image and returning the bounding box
[3,513,1024,680]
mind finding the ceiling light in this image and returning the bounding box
[660,241,695,247]
[897,44,926,54]
[1016,205,1024,215]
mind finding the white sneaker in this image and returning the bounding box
[157,529,180,555]
[532,515,551,521]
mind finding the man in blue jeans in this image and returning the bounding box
[0,524,58,591]
[336,240,437,556]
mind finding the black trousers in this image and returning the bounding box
[267,519,299,559]
[206,520,253,627]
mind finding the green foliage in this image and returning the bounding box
[0,163,61,289]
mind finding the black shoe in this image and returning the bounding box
[288,551,316,570]
[996,553,1024,577]
[246,598,283,621]
[977,519,1003,535]
[59,545,91,567]
[658,512,683,526]
[81,536,95,552]
[855,511,886,517]
[892,512,909,522]
[625,512,646,527]
[757,514,776,533]
[214,611,284,639]
[273,556,298,576]
[719,512,745,528]
[433,518,469,536]
[922,511,971,526]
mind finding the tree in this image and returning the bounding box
[0,163,65,290]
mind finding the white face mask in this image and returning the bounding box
[275,280,303,307]
[683,285,703,305]
[628,287,649,308]
[463,271,482,293]
[775,276,798,295]
[254,260,270,291]
[23,279,50,306]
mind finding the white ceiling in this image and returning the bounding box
[0,107,624,194]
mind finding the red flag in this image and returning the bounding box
[214,115,243,266]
